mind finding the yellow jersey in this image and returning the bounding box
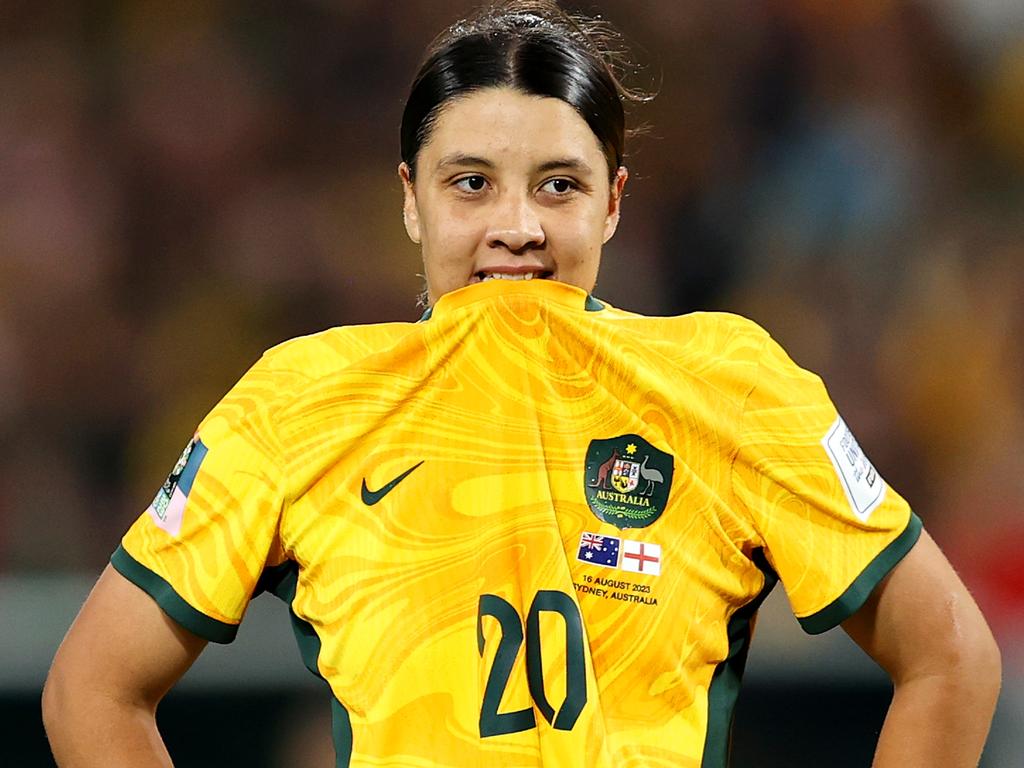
[115,279,919,767]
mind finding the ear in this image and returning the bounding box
[399,162,421,244]
[603,166,628,243]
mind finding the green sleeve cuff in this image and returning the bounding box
[111,544,239,644]
[798,512,923,635]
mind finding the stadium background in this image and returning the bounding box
[1,0,1021,764]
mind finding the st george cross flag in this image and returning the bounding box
[620,539,661,576]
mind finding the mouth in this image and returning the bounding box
[473,270,554,283]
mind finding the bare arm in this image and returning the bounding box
[42,565,208,767]
[842,529,1001,768]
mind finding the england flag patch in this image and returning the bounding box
[620,540,661,576]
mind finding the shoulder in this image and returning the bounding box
[601,304,774,368]
[602,304,770,347]
[587,305,782,407]
[197,320,419,433]
[677,310,773,356]
[260,320,420,379]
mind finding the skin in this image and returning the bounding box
[842,530,1001,767]
[43,536,1001,766]
[399,87,628,305]
[43,565,206,767]
[43,86,1001,768]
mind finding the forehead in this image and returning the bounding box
[420,87,606,171]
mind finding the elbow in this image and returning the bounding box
[41,663,67,746]
[936,627,1003,725]
[952,601,1003,705]
[906,611,1003,709]
[968,625,1003,705]
[42,656,77,743]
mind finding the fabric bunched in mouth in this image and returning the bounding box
[477,271,552,282]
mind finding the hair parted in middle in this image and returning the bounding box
[400,0,651,181]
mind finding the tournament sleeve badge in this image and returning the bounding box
[148,435,209,537]
[583,434,674,529]
[821,415,887,521]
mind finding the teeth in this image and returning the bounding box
[481,272,537,281]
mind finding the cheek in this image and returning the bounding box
[421,214,479,271]
[556,210,607,263]
[425,200,477,242]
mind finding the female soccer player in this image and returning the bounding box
[43,2,1000,766]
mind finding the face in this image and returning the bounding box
[400,87,628,305]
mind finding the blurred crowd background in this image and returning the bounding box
[2,0,1022,765]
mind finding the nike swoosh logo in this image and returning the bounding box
[360,461,424,506]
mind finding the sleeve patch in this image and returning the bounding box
[821,416,886,521]
[148,436,209,537]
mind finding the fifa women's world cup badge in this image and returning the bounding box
[584,435,674,529]
[147,435,208,537]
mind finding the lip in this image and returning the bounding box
[470,266,555,283]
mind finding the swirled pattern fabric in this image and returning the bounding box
[117,278,917,767]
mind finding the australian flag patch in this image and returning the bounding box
[576,531,620,568]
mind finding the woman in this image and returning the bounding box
[43,2,1000,766]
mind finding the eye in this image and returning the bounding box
[540,177,577,195]
[453,175,488,193]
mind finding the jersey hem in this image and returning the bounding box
[110,544,239,644]
[797,512,923,635]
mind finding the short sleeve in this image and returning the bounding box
[731,332,921,634]
[112,355,290,643]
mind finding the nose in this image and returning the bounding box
[485,193,545,253]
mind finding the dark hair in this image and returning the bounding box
[400,0,647,181]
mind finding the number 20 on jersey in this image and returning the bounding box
[477,590,587,737]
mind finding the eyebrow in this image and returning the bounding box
[433,153,596,176]
[435,153,496,172]
[536,157,595,175]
